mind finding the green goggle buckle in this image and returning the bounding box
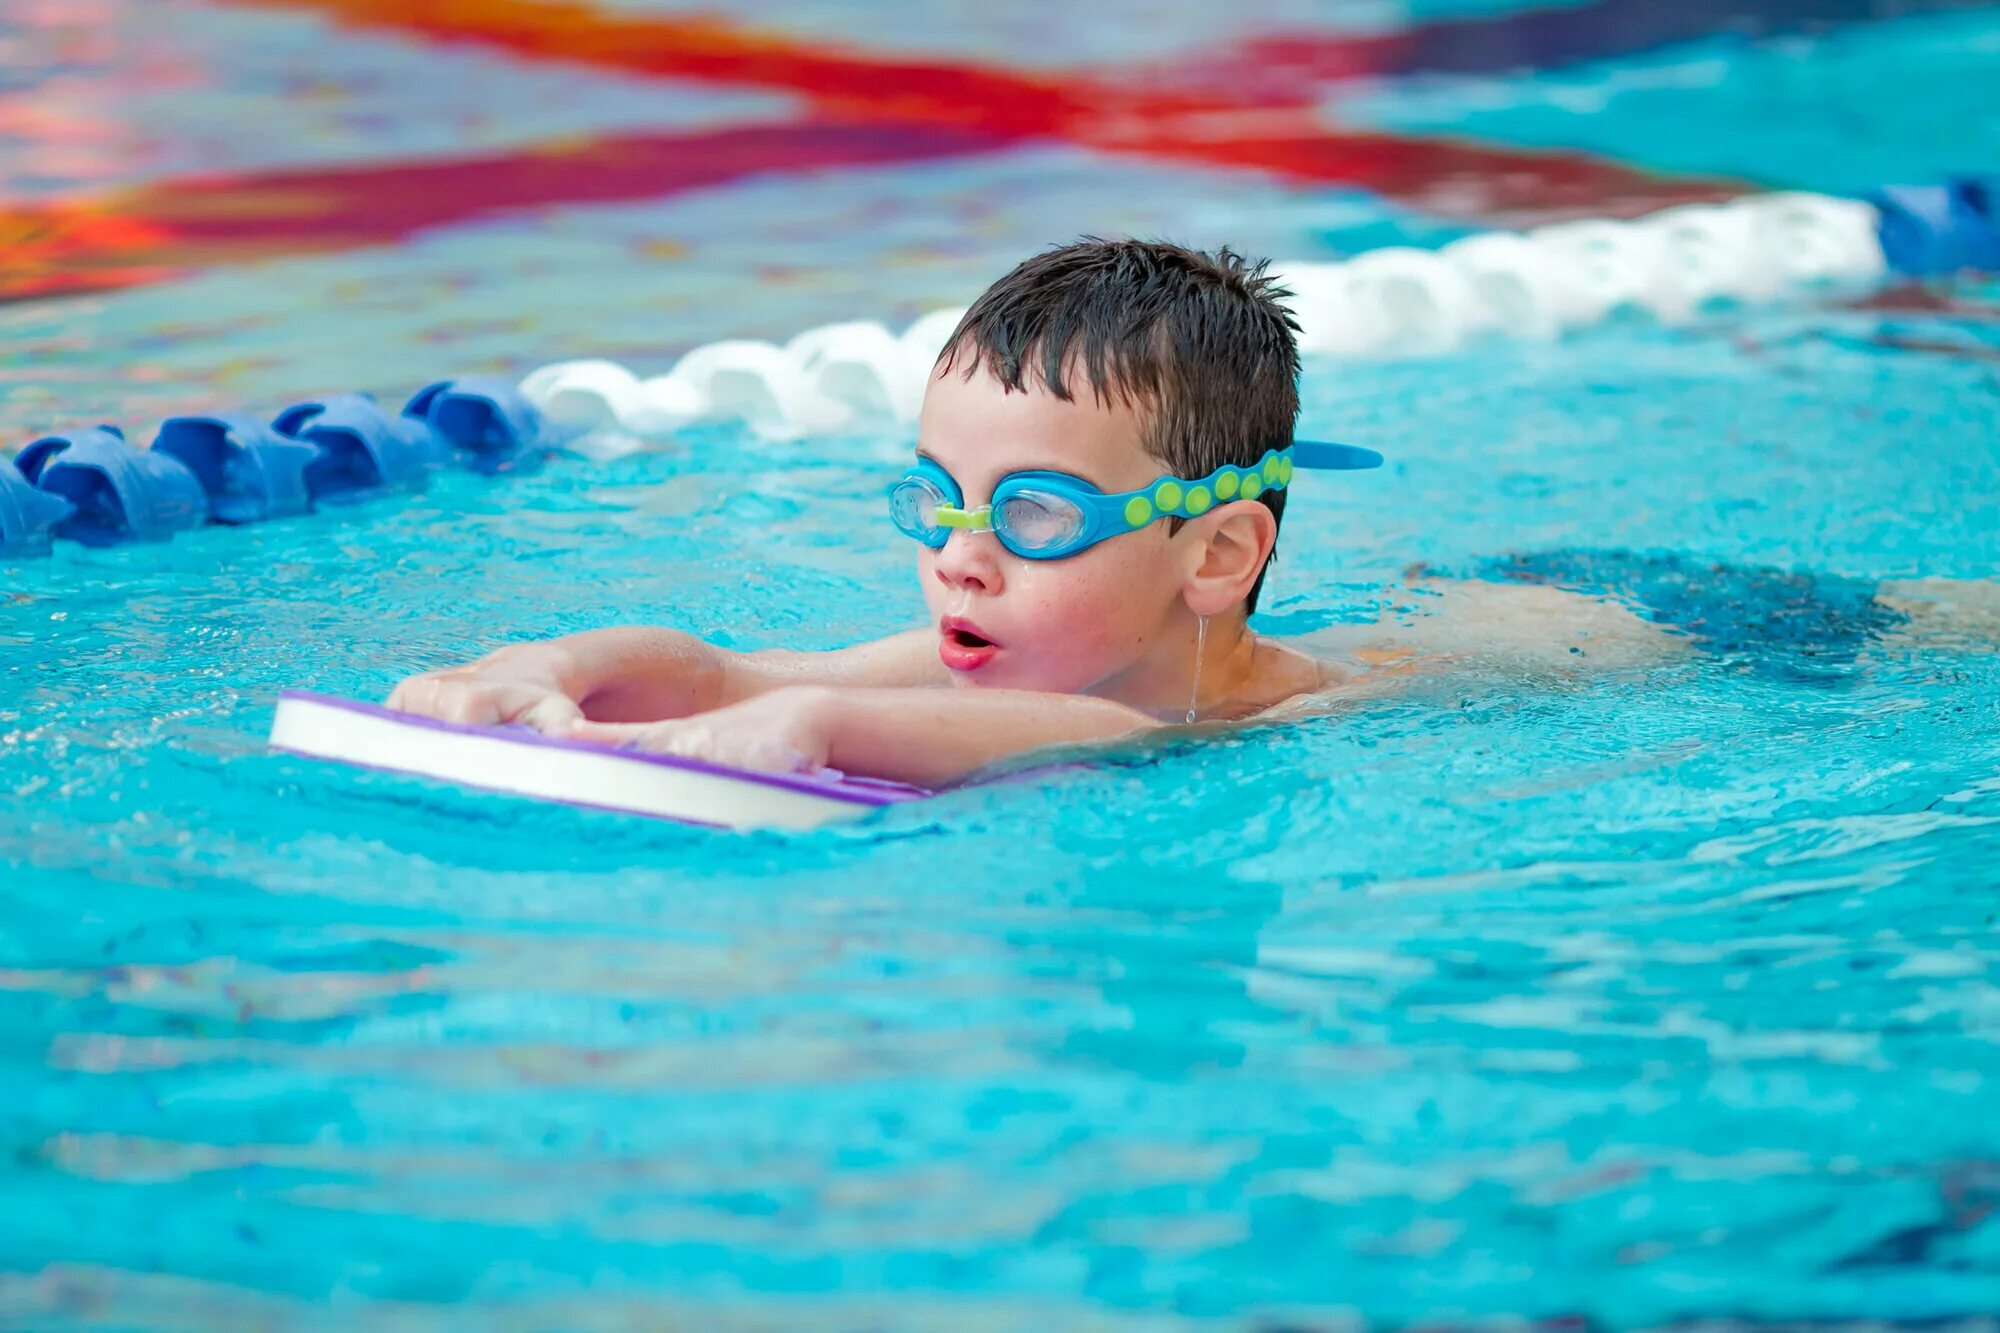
[933,504,994,532]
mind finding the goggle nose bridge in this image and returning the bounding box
[932,502,994,533]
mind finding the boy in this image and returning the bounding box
[387,240,1968,787]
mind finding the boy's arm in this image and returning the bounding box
[567,685,1160,789]
[1873,577,2000,650]
[1300,575,1691,674]
[581,627,948,717]
[386,627,944,728]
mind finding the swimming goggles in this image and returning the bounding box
[888,439,1383,561]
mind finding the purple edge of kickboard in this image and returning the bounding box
[275,690,931,807]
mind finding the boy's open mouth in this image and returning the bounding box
[940,615,998,648]
[939,617,1000,671]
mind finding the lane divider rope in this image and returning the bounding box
[520,191,1904,453]
[5,182,1992,556]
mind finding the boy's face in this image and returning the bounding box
[912,363,1198,699]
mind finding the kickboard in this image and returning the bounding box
[268,690,928,831]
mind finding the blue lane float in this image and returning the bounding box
[1,379,553,559]
[1870,175,2000,277]
[275,392,451,503]
[13,425,117,486]
[153,413,319,524]
[0,454,74,557]
[407,376,553,476]
[21,426,210,546]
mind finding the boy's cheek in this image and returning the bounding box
[924,547,1167,687]
[1014,577,1149,675]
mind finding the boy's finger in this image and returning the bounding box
[437,691,503,727]
[386,677,436,713]
[564,720,646,745]
[518,695,584,734]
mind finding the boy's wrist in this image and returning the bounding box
[784,685,845,750]
[750,684,846,771]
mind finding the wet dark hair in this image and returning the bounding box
[938,237,1302,612]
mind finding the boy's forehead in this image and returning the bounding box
[918,362,1156,484]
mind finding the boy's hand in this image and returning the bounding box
[565,687,834,775]
[387,649,583,733]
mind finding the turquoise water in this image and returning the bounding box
[7,0,2000,1327]
[1335,8,2000,198]
[8,302,2000,1327]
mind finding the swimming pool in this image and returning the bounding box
[6,1,2000,1326]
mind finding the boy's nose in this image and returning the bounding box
[932,528,1004,594]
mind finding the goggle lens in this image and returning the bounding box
[889,475,952,548]
[995,490,1088,557]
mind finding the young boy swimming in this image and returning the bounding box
[388,239,1986,786]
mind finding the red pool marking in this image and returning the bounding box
[4,0,1756,303]
[1093,117,1745,224]
[0,121,1003,303]
[201,0,1190,136]
[205,0,1751,206]
[163,0,1115,157]
[1847,285,2000,319]
[0,203,184,303]
[197,0,1752,211]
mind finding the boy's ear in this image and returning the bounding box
[1182,500,1277,617]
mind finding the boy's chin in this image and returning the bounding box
[947,661,1090,696]
[944,656,1028,689]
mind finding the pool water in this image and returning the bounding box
[6,1,2000,1327]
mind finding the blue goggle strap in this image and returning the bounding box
[1293,439,1385,472]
